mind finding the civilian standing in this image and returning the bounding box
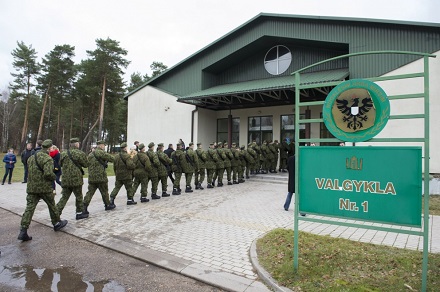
[2,148,17,185]
[21,143,34,183]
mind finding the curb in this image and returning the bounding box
[249,232,294,292]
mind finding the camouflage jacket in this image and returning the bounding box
[157,151,172,177]
[223,148,233,168]
[113,152,135,181]
[146,149,160,178]
[267,144,276,159]
[215,148,226,169]
[88,149,114,183]
[247,147,258,161]
[280,141,289,158]
[171,149,185,173]
[60,148,88,187]
[182,148,198,173]
[205,148,218,170]
[195,149,208,169]
[231,148,240,167]
[27,151,56,193]
[242,149,255,165]
[133,152,151,179]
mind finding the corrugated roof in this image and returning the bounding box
[179,68,349,100]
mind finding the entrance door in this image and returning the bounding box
[248,116,273,144]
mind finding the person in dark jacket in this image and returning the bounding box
[21,143,34,183]
[2,148,17,185]
[284,155,305,216]
[49,145,62,194]
[34,140,43,153]
[164,144,175,183]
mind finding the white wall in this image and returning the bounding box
[127,86,195,147]
[357,50,440,173]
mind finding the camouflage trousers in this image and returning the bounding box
[84,182,110,207]
[225,166,232,182]
[270,157,277,170]
[110,179,134,200]
[21,192,60,229]
[56,186,84,215]
[158,175,168,192]
[245,163,251,177]
[213,168,225,184]
[232,166,238,181]
[173,172,182,189]
[195,168,205,185]
[184,172,193,187]
[206,168,215,185]
[132,175,149,199]
[148,176,159,194]
[279,157,287,170]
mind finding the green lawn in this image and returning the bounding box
[257,229,440,291]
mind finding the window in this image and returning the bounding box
[217,118,240,144]
[264,45,292,75]
[249,116,273,144]
[320,112,338,146]
[280,114,306,144]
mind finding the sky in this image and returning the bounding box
[1,0,439,93]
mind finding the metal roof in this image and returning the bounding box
[178,68,349,110]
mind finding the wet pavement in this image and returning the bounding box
[0,174,439,291]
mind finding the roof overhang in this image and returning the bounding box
[177,68,349,110]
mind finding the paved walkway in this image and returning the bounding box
[1,174,438,291]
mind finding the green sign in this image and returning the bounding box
[299,146,422,226]
[323,79,390,142]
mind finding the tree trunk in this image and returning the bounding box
[98,76,106,140]
[21,75,30,149]
[56,105,61,146]
[37,82,51,142]
[81,115,100,151]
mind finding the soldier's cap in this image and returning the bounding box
[231,142,236,146]
[209,142,214,146]
[248,143,252,146]
[70,137,80,143]
[120,142,127,148]
[157,143,164,147]
[176,142,182,147]
[197,142,202,146]
[217,142,223,146]
[42,139,53,149]
[241,145,245,150]
[274,140,279,143]
[97,140,106,145]
[189,142,194,146]
[263,140,267,143]
[148,142,155,148]
[138,143,145,150]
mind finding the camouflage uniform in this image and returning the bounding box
[83,142,115,210]
[195,143,207,189]
[183,143,198,192]
[213,142,226,186]
[146,143,161,199]
[261,141,270,173]
[132,144,152,202]
[223,145,233,185]
[230,143,240,183]
[268,141,277,173]
[279,139,289,171]
[205,143,218,188]
[157,143,173,197]
[171,144,185,194]
[247,144,258,174]
[242,145,255,179]
[252,142,262,173]
[19,140,67,241]
[56,139,88,219]
[110,143,136,204]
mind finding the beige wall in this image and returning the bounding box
[127,86,195,148]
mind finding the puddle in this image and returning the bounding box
[0,265,125,291]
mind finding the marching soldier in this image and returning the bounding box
[18,139,68,241]
[157,143,172,197]
[83,140,115,213]
[252,140,262,173]
[223,143,233,185]
[205,142,218,189]
[212,142,226,187]
[279,138,289,172]
[56,138,89,220]
[195,142,207,190]
[230,143,240,184]
[183,142,198,193]
[146,142,161,200]
[260,141,269,174]
[171,142,184,195]
[247,143,258,175]
[268,140,277,173]
[110,142,137,205]
[132,143,152,203]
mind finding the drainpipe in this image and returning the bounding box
[191,107,198,142]
[228,108,232,148]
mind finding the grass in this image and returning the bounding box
[0,152,115,182]
[429,196,440,216]
[257,229,440,291]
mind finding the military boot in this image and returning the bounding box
[227,181,233,185]
[18,228,32,241]
[76,212,89,220]
[127,199,137,205]
[185,186,193,193]
[110,197,116,207]
[105,204,116,210]
[233,180,239,184]
[239,178,245,183]
[178,188,182,194]
[140,197,150,203]
[162,191,170,197]
[53,220,68,231]
[83,203,89,215]
[151,193,161,200]
[197,183,204,190]
[172,188,180,195]
[195,183,200,190]
[207,183,214,189]
[217,182,223,187]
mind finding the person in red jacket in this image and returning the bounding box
[49,145,62,194]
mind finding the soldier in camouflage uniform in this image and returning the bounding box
[171,142,184,195]
[110,142,137,205]
[286,137,295,158]
[212,142,226,187]
[157,143,172,197]
[242,144,255,179]
[268,140,277,173]
[195,142,207,190]
[56,138,89,220]
[182,142,198,193]
[222,143,233,185]
[279,139,288,172]
[83,140,115,213]
[132,143,152,203]
[230,143,240,184]
[252,141,262,173]
[247,143,258,175]
[205,142,217,189]
[261,140,270,174]
[18,139,68,241]
[145,142,161,199]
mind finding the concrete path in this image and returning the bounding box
[1,174,438,291]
